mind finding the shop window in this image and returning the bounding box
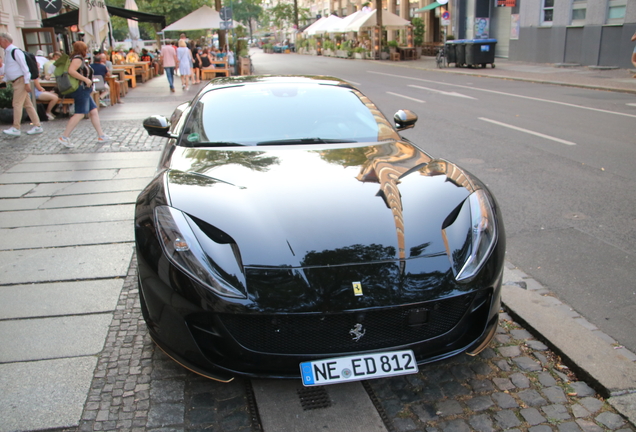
[541,0,554,25]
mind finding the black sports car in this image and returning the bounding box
[136,75,505,385]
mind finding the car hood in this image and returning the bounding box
[166,141,480,269]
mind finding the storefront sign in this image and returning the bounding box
[496,0,516,7]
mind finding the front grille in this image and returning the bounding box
[217,293,475,355]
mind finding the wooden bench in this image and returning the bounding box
[55,92,101,115]
[201,60,231,79]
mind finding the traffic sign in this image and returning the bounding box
[442,11,450,20]
[220,7,232,21]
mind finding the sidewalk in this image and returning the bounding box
[0,55,634,432]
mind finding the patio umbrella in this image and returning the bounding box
[162,5,225,31]
[344,9,410,32]
[305,14,342,36]
[125,0,141,46]
[78,0,110,48]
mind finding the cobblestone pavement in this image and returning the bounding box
[0,118,165,174]
[2,96,635,432]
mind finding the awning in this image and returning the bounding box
[42,6,166,29]
[415,2,441,13]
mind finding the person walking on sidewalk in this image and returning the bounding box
[57,41,110,148]
[160,40,178,92]
[0,32,44,137]
[177,39,192,90]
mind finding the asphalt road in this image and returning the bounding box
[254,51,636,354]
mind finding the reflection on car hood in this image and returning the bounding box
[166,141,479,269]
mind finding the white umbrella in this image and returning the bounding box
[302,16,326,35]
[329,10,371,33]
[305,15,342,36]
[162,5,228,32]
[345,9,411,32]
[125,0,140,46]
[78,0,110,48]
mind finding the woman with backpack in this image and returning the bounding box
[57,41,110,148]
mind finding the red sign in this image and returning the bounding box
[496,0,515,6]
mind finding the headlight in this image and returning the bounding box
[442,190,498,282]
[154,205,246,298]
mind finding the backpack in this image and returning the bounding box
[53,53,80,95]
[11,49,40,80]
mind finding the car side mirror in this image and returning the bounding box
[142,115,173,137]
[394,109,418,131]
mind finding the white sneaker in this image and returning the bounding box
[98,135,111,143]
[26,126,44,135]
[3,127,21,137]
[58,136,74,148]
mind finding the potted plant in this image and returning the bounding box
[387,40,399,54]
[353,46,366,59]
[412,17,425,58]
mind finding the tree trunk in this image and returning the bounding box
[215,0,226,49]
[376,1,382,54]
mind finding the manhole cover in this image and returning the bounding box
[297,386,332,410]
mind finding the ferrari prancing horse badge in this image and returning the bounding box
[352,281,363,296]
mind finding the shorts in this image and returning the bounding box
[70,83,97,115]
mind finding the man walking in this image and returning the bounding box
[0,33,43,137]
[160,40,179,92]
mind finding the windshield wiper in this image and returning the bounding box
[256,138,356,145]
[186,141,246,148]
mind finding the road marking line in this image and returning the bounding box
[369,71,636,119]
[479,117,576,146]
[409,85,476,99]
[386,92,425,103]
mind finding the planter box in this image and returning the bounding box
[323,49,334,57]
[354,52,364,59]
[336,50,349,58]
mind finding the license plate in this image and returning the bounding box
[300,350,418,386]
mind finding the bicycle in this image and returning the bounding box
[436,46,446,68]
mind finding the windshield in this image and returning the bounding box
[178,83,399,147]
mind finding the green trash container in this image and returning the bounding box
[465,39,497,68]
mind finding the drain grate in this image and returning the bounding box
[297,386,332,410]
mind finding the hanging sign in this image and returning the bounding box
[38,0,62,14]
[496,0,516,6]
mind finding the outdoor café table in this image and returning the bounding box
[132,61,152,80]
[118,64,137,88]
[397,47,416,60]
[39,79,57,90]
[105,76,120,105]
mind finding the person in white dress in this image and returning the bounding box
[177,39,192,90]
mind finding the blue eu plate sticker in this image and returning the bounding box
[300,362,315,385]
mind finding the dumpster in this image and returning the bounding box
[454,40,467,67]
[444,40,458,66]
[465,39,497,68]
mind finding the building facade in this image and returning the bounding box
[452,0,636,68]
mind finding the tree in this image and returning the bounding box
[225,0,263,44]
[264,2,309,40]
